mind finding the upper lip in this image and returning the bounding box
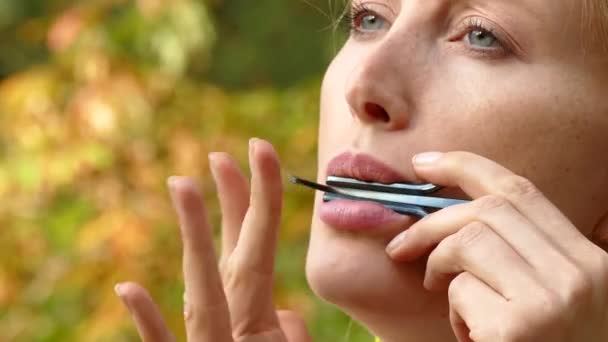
[325,152,415,184]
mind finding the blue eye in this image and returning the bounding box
[467,29,499,48]
[356,13,386,31]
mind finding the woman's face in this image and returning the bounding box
[307,0,608,336]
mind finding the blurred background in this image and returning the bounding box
[0,0,375,341]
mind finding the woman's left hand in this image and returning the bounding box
[385,151,608,342]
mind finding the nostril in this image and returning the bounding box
[364,102,390,123]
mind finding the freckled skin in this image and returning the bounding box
[305,1,608,340]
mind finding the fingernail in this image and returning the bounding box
[168,177,188,203]
[386,230,408,254]
[208,153,220,173]
[114,283,125,297]
[207,152,219,171]
[413,152,443,165]
[208,152,219,163]
[167,176,180,188]
[114,283,134,313]
[249,138,260,168]
[249,137,259,153]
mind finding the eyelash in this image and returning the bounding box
[341,3,512,58]
[456,17,510,58]
[340,2,380,37]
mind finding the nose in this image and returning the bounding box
[345,39,416,131]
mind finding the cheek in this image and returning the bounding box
[318,49,355,176]
[422,60,608,229]
[422,59,591,158]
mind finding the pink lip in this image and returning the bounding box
[319,199,409,231]
[325,152,413,184]
[320,152,417,231]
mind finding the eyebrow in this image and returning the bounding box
[388,0,544,20]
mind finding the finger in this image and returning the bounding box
[387,196,562,276]
[115,282,175,342]
[227,138,283,334]
[233,138,283,272]
[388,188,598,305]
[424,221,540,298]
[168,177,233,341]
[277,310,312,342]
[449,309,472,342]
[448,272,506,342]
[208,152,250,260]
[412,151,583,245]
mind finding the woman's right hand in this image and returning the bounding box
[114,138,312,342]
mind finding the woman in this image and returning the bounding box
[113,0,608,341]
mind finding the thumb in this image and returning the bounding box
[277,310,312,342]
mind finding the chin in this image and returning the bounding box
[305,214,445,323]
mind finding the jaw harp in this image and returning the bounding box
[290,175,470,218]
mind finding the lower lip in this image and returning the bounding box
[319,199,408,231]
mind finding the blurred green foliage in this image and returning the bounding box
[0,0,372,341]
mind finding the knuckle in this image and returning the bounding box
[183,304,196,324]
[499,175,541,199]
[429,232,462,266]
[447,272,471,304]
[184,302,205,326]
[473,195,511,212]
[560,262,594,307]
[597,254,608,283]
[184,303,227,332]
[426,245,446,271]
[505,284,587,342]
[221,257,250,288]
[588,252,608,277]
[222,258,273,291]
[444,151,472,170]
[499,316,532,342]
[222,260,241,285]
[469,329,492,342]
[526,288,565,326]
[455,222,489,248]
[534,288,562,313]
